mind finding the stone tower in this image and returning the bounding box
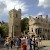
[9,9,21,37]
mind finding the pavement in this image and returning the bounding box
[0,46,50,50]
[38,46,50,50]
[0,45,17,50]
[0,40,50,50]
[0,45,50,50]
[0,47,17,50]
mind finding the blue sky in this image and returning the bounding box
[0,0,50,22]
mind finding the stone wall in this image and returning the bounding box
[38,40,50,46]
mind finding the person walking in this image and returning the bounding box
[16,36,21,50]
[10,39,13,49]
[22,42,27,50]
[5,37,9,50]
[28,37,32,50]
[33,37,36,50]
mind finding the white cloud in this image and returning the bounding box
[0,0,28,15]
[0,0,29,22]
[22,14,29,19]
[5,0,28,13]
[0,1,6,14]
[37,12,43,15]
[33,12,43,18]
[36,12,47,18]
[0,16,2,21]
[38,0,50,7]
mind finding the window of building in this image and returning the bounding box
[45,29,47,32]
[48,30,49,33]
[15,24,18,27]
[35,28,42,34]
[31,28,33,32]
[43,28,44,31]
[35,29,37,34]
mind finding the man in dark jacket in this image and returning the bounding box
[10,39,13,49]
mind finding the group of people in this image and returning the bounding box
[4,36,39,50]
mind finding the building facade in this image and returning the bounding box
[29,15,50,39]
[9,9,21,37]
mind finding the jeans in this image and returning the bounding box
[29,44,32,50]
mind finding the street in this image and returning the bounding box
[0,40,50,50]
[39,46,50,50]
[0,46,17,50]
[0,46,50,50]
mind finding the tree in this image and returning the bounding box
[0,26,5,37]
[0,23,8,38]
[21,17,29,33]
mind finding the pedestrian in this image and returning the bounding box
[10,39,13,49]
[6,37,9,50]
[27,37,32,50]
[13,37,16,46]
[22,42,27,50]
[33,37,36,50]
[16,36,21,50]
[4,40,6,48]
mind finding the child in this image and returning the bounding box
[22,42,27,50]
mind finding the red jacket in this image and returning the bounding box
[22,44,27,50]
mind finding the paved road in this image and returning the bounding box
[0,40,50,50]
[0,46,50,50]
[0,47,17,50]
[39,46,50,50]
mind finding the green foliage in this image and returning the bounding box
[21,17,29,33]
[0,25,6,37]
[0,27,4,37]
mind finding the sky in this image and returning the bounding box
[0,0,50,22]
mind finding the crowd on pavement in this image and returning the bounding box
[3,36,41,50]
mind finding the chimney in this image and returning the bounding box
[38,15,42,18]
[46,15,48,19]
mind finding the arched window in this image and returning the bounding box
[35,28,42,34]
[31,28,33,32]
